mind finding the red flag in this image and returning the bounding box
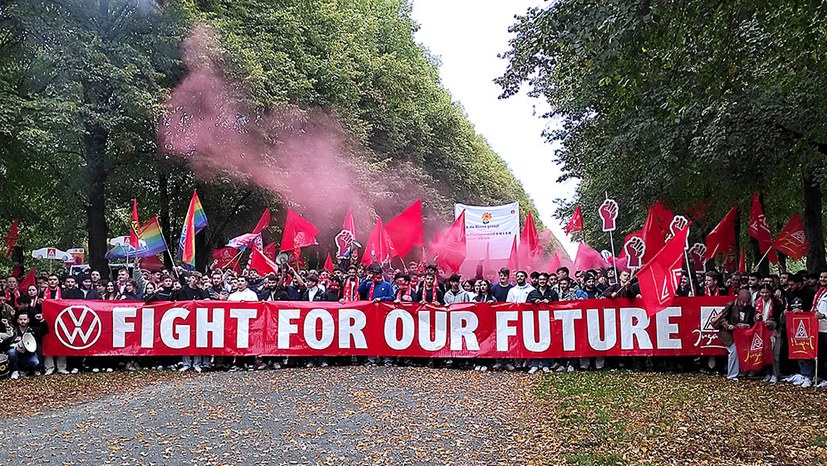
[738,248,746,274]
[786,312,818,359]
[212,247,240,271]
[18,268,35,291]
[4,219,19,260]
[252,208,271,235]
[519,211,541,264]
[129,200,141,249]
[361,217,396,265]
[704,206,738,260]
[249,247,279,276]
[507,235,519,274]
[343,208,356,235]
[549,252,562,272]
[748,194,777,264]
[638,223,690,316]
[323,253,334,273]
[262,242,277,261]
[641,203,673,263]
[772,213,809,260]
[733,322,773,371]
[564,205,583,235]
[573,242,608,272]
[279,209,319,252]
[385,200,424,258]
[437,210,467,273]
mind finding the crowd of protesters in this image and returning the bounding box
[2,257,826,387]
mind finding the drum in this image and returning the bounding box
[0,353,9,378]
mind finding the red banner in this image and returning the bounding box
[733,322,772,371]
[786,312,818,359]
[40,297,733,357]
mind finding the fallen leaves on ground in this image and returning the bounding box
[1,366,825,465]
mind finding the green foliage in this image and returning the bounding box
[498,0,827,265]
[0,0,547,271]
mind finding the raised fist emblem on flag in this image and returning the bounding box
[624,236,646,268]
[669,215,690,249]
[689,243,707,271]
[599,199,619,232]
[335,230,355,259]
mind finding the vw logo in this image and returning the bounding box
[54,305,102,350]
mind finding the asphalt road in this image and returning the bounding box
[1,367,546,465]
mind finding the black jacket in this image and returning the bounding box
[527,287,559,303]
[301,287,328,302]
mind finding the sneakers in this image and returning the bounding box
[473,365,481,371]
[57,369,70,375]
[492,362,503,371]
[320,362,329,368]
[555,365,566,372]
[92,368,100,373]
[801,379,813,388]
[180,366,190,372]
[33,370,42,376]
[793,376,806,386]
[542,366,551,373]
[505,363,516,371]
[566,364,575,373]
[193,365,202,373]
[70,368,79,374]
[763,374,772,382]
[479,365,488,372]
[817,380,827,388]
[769,375,778,384]
[105,367,113,373]
[44,368,54,376]
[528,366,539,375]
[271,362,281,369]
[10,371,19,380]
[305,361,315,368]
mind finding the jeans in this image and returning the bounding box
[182,356,207,368]
[44,355,67,372]
[726,343,740,379]
[7,348,39,373]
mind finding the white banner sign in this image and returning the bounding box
[454,202,519,261]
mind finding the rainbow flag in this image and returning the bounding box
[105,216,168,259]
[179,190,208,269]
[139,217,168,256]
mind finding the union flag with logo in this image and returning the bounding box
[733,321,773,371]
[786,312,818,359]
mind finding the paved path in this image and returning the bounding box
[1,367,549,465]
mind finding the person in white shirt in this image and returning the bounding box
[506,271,534,303]
[814,271,827,387]
[227,276,258,301]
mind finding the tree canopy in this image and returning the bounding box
[0,0,551,272]
[498,0,827,271]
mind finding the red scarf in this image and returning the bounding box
[45,287,61,300]
[343,279,359,302]
[755,296,775,322]
[705,286,720,297]
[368,281,379,300]
[5,289,20,305]
[813,287,827,310]
[423,282,439,304]
[397,287,412,302]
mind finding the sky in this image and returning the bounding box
[410,0,578,258]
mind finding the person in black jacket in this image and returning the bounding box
[527,273,559,304]
[257,274,289,301]
[61,276,85,300]
[78,275,100,300]
[301,274,327,302]
[5,311,48,379]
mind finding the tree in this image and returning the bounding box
[498,0,827,270]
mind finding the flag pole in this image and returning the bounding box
[752,247,773,272]
[605,191,618,280]
[165,249,179,279]
[684,249,696,296]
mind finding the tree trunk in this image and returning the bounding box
[84,123,110,275]
[803,173,825,272]
[158,170,173,269]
